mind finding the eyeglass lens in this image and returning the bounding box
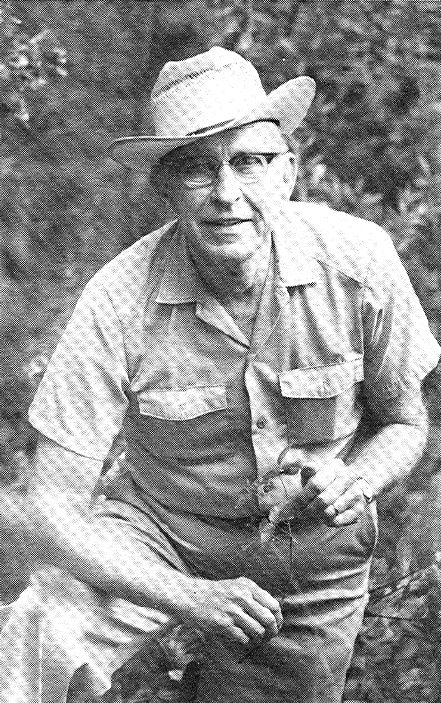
[181,153,273,187]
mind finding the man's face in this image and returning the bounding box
[166,122,297,270]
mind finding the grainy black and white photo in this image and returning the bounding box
[0,2,441,702]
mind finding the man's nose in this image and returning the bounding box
[210,163,242,203]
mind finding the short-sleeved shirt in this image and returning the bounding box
[29,203,440,518]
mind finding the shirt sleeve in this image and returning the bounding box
[362,228,440,424]
[28,278,130,460]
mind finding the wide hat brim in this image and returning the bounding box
[109,76,316,169]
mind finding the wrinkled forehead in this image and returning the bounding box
[172,121,289,161]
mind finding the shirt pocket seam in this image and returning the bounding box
[278,359,364,444]
[137,385,228,420]
[279,357,364,399]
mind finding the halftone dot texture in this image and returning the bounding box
[150,48,265,135]
[28,202,440,497]
[1,27,439,702]
[1,198,439,702]
[110,46,315,166]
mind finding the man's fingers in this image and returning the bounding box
[298,466,335,506]
[312,479,360,517]
[247,583,283,631]
[300,463,320,483]
[277,450,323,482]
[277,447,303,471]
[229,607,267,640]
[241,599,280,637]
[267,466,342,522]
[331,484,365,513]
[323,497,360,522]
[226,625,250,646]
[313,474,356,509]
[249,584,282,615]
[329,504,365,526]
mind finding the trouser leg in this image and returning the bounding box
[0,500,192,703]
[0,571,177,703]
[0,486,376,703]
[144,496,377,703]
[195,594,366,703]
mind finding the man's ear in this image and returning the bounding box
[283,153,298,198]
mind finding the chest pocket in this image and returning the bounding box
[134,385,229,460]
[137,386,227,420]
[279,358,364,445]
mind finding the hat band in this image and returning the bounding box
[187,117,281,137]
[187,119,236,136]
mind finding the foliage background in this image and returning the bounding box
[1,1,441,701]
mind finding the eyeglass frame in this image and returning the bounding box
[167,151,288,190]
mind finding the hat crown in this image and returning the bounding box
[150,47,267,137]
[109,47,316,168]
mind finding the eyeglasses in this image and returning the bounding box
[174,152,284,189]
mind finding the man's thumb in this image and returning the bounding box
[300,462,319,486]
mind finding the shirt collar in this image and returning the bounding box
[155,206,318,304]
[271,203,319,287]
[155,224,206,304]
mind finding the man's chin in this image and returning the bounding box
[201,242,257,269]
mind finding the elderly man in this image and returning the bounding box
[0,47,439,703]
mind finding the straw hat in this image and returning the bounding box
[109,46,316,168]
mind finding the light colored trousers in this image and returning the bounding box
[0,474,376,703]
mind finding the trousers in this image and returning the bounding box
[0,472,376,703]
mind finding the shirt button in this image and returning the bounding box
[256,417,266,429]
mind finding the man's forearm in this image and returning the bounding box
[27,489,194,616]
[23,437,196,620]
[18,437,283,645]
[346,421,428,497]
[1,484,188,612]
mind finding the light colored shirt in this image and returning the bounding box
[29,203,440,518]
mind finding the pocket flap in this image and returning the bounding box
[137,386,227,420]
[279,358,364,399]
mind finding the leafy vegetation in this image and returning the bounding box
[1,1,441,700]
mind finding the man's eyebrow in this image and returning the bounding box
[164,145,289,168]
[175,147,287,159]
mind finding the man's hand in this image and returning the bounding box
[176,576,283,647]
[259,451,368,528]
